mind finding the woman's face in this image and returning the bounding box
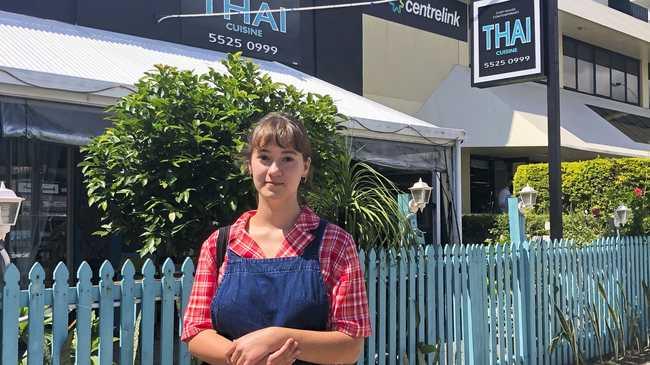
[249,143,310,203]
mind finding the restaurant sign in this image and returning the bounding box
[471,0,544,88]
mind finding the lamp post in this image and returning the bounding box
[0,181,24,268]
[508,184,538,244]
[408,178,433,215]
[613,204,630,237]
[398,178,433,245]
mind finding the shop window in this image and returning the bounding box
[563,36,640,105]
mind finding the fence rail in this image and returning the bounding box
[1,236,649,365]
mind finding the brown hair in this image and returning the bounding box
[244,112,312,161]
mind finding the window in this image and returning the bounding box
[563,38,577,89]
[595,50,611,97]
[577,43,594,94]
[563,36,640,105]
[612,55,627,102]
[626,59,639,104]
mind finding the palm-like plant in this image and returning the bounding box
[308,152,416,250]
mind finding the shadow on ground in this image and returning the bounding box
[589,348,650,364]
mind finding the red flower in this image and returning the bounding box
[634,187,645,198]
[591,207,601,217]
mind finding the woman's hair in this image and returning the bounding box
[244,112,312,161]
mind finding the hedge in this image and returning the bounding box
[464,212,613,244]
[513,158,649,235]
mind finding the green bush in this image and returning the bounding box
[80,53,414,256]
[485,213,548,244]
[483,212,610,244]
[513,158,649,235]
[80,53,345,257]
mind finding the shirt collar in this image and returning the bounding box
[228,206,321,258]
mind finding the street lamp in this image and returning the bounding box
[613,204,631,237]
[0,181,23,241]
[508,184,539,245]
[517,184,538,213]
[0,181,24,269]
[614,204,630,227]
[408,178,432,214]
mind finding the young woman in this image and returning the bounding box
[182,112,371,365]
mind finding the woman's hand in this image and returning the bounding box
[227,327,289,365]
[265,338,300,365]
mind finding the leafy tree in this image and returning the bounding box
[80,53,343,257]
[80,53,414,257]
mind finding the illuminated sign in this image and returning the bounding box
[471,0,544,88]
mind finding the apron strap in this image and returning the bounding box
[301,219,327,260]
[215,225,230,271]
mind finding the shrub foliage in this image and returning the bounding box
[80,53,415,256]
[80,53,344,257]
[513,158,649,235]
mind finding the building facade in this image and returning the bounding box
[352,0,650,214]
[0,0,468,279]
[1,0,648,279]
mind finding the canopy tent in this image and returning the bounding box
[0,10,464,243]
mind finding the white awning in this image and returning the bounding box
[418,65,650,158]
[0,10,464,145]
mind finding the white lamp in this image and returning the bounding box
[0,181,24,241]
[614,204,630,228]
[408,178,432,213]
[519,184,538,210]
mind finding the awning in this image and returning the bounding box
[1,96,112,145]
[417,65,650,158]
[0,10,464,148]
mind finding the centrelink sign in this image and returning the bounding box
[181,0,302,65]
[471,0,544,88]
[366,0,467,41]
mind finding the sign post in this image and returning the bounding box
[471,0,563,239]
[545,0,563,240]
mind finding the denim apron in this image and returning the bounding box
[210,219,329,363]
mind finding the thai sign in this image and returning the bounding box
[471,0,544,88]
[180,0,303,65]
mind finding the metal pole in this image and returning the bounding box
[454,141,463,243]
[546,0,563,239]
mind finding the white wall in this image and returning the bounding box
[362,14,468,115]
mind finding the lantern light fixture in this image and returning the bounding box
[408,178,433,214]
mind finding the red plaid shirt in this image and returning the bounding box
[181,207,371,342]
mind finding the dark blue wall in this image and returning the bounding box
[0,0,362,93]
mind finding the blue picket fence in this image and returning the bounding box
[1,236,649,365]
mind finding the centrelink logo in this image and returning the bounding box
[389,0,461,27]
[390,0,405,14]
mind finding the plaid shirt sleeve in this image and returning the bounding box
[322,225,372,338]
[181,230,219,342]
